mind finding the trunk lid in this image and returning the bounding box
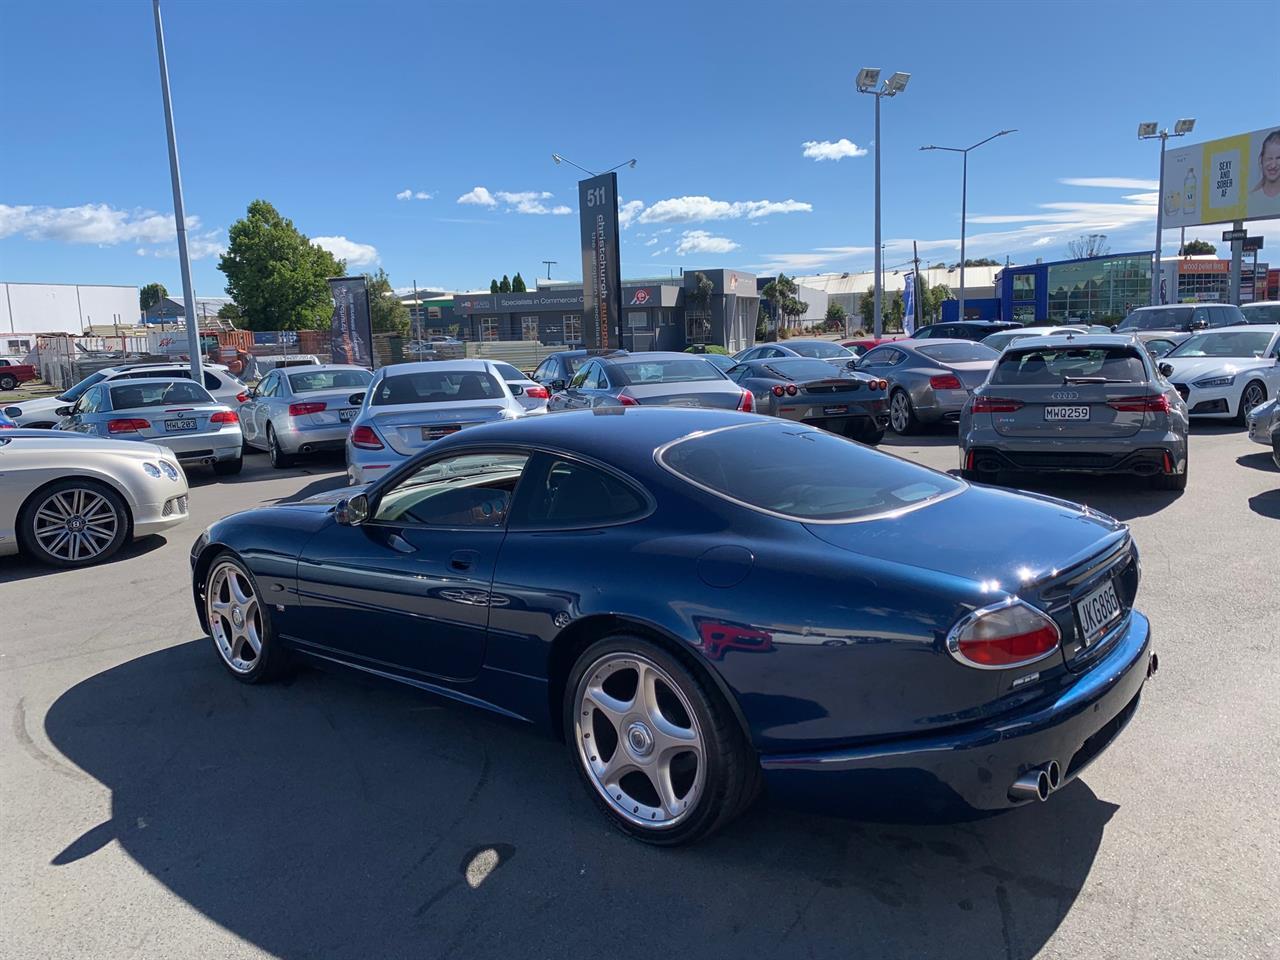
[949,360,995,391]
[289,388,365,427]
[625,382,743,410]
[985,382,1150,438]
[368,403,509,456]
[124,404,230,441]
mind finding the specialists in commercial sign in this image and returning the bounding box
[579,172,623,350]
[1162,126,1280,228]
[328,276,373,368]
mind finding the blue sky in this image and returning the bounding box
[1,0,1275,298]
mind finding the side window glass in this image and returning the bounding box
[373,452,530,527]
[259,374,278,398]
[533,360,551,381]
[204,371,222,390]
[568,362,593,390]
[521,458,647,527]
[78,386,102,413]
[726,365,749,383]
[592,365,611,390]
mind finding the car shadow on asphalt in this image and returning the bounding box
[1248,489,1280,519]
[881,424,959,449]
[185,451,347,489]
[43,640,1118,960]
[1236,452,1277,472]
[991,474,1182,522]
[0,534,168,585]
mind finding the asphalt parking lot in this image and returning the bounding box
[2,430,1276,960]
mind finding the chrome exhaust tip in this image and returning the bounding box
[1009,768,1051,803]
[1045,759,1061,792]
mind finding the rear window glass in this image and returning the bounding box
[1168,330,1275,358]
[1240,304,1280,324]
[491,362,526,382]
[289,369,372,392]
[991,347,1148,385]
[917,342,998,363]
[762,358,846,380]
[612,358,726,384]
[110,380,214,409]
[372,370,506,405]
[660,421,961,521]
[784,341,851,359]
[1116,307,1194,331]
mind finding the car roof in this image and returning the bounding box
[548,348,629,359]
[895,338,988,349]
[377,359,497,375]
[106,361,229,372]
[1242,300,1280,307]
[277,363,370,374]
[104,376,219,391]
[1003,334,1146,350]
[600,351,700,364]
[1198,323,1280,334]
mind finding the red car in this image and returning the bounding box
[842,335,908,358]
[0,358,38,390]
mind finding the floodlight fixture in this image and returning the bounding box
[1174,118,1196,135]
[1137,122,1159,139]
[855,67,881,92]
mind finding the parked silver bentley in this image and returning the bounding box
[854,338,999,434]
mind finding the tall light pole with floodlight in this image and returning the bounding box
[1139,118,1196,305]
[856,68,909,338]
[920,129,1016,323]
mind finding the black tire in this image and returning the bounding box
[267,425,294,469]
[858,424,886,446]
[564,634,756,846]
[1152,451,1188,491]
[203,553,291,684]
[0,374,17,391]
[27,421,57,430]
[1236,380,1267,426]
[888,389,919,435]
[213,454,243,476]
[18,478,130,568]
[1272,435,1280,472]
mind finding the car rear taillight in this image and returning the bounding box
[1107,395,1170,413]
[350,424,384,449]
[947,600,1061,669]
[108,418,151,434]
[785,383,798,396]
[616,394,639,406]
[235,391,250,404]
[870,379,888,390]
[771,385,785,397]
[523,384,549,399]
[971,396,1025,414]
[289,401,326,416]
[737,389,754,412]
[930,374,963,390]
[210,410,239,424]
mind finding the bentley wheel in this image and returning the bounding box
[889,389,918,435]
[205,555,288,683]
[19,480,129,568]
[565,636,756,845]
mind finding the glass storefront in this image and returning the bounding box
[1045,255,1151,323]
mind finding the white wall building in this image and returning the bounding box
[1,282,139,341]
[793,266,1001,320]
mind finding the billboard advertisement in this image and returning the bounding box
[579,172,622,350]
[328,277,373,368]
[1161,126,1280,228]
[902,272,916,335]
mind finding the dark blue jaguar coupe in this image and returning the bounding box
[190,408,1156,844]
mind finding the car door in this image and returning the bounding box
[554,360,599,410]
[62,385,105,433]
[250,372,281,443]
[237,375,263,445]
[293,448,533,681]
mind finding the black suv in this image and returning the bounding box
[911,321,1021,341]
[531,349,628,391]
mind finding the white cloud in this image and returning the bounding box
[676,230,738,256]
[651,247,670,257]
[312,235,380,266]
[1032,236,1054,247]
[618,199,645,228]
[396,189,413,201]
[643,237,658,246]
[550,205,572,216]
[1059,177,1159,190]
[0,202,200,246]
[397,189,433,201]
[457,186,497,207]
[802,138,868,161]
[635,196,812,225]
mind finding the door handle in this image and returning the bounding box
[449,550,478,571]
[387,533,416,554]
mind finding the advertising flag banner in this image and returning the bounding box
[1162,126,1280,228]
[328,277,373,368]
[902,273,916,336]
[579,172,623,350]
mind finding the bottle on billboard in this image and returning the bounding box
[1182,167,1197,216]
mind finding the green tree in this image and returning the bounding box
[499,275,512,293]
[858,292,874,329]
[490,279,500,294]
[364,268,410,335]
[217,200,344,331]
[511,272,527,292]
[756,304,769,340]
[1180,239,1216,255]
[139,282,168,312]
[957,257,1001,267]
[760,273,797,330]
[825,301,847,331]
[216,302,243,322]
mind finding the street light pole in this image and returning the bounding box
[920,129,1015,323]
[856,68,910,339]
[151,0,201,384]
[1139,119,1196,306]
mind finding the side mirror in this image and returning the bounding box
[348,391,366,406]
[1158,362,1174,379]
[55,405,72,416]
[551,379,567,391]
[335,493,369,526]
[1190,319,1209,331]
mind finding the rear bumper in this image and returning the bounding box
[274,420,354,453]
[156,430,243,463]
[963,444,1182,477]
[760,610,1153,815]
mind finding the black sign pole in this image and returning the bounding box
[579,172,623,351]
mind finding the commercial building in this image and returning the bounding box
[793,265,1001,324]
[453,269,759,353]
[143,295,235,324]
[0,282,139,350]
[994,252,1153,325]
[1158,257,1271,304]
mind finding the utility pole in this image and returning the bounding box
[542,260,557,280]
[152,0,202,383]
[1229,220,1244,304]
[912,240,922,331]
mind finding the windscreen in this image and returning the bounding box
[1167,330,1275,358]
[372,370,506,405]
[990,347,1148,385]
[785,341,851,359]
[288,369,372,393]
[109,380,214,409]
[1116,307,1194,331]
[612,358,726,384]
[60,371,109,402]
[763,358,847,380]
[1240,304,1280,324]
[917,342,998,363]
[660,421,961,521]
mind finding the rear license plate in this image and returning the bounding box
[1044,405,1090,421]
[1075,579,1122,645]
[339,408,357,422]
[421,425,461,441]
[823,405,849,415]
[164,419,196,432]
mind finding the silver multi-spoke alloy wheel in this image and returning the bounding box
[890,391,912,432]
[31,487,121,563]
[207,560,264,674]
[574,653,706,829]
[1241,382,1266,419]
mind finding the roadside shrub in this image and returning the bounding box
[684,344,729,355]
